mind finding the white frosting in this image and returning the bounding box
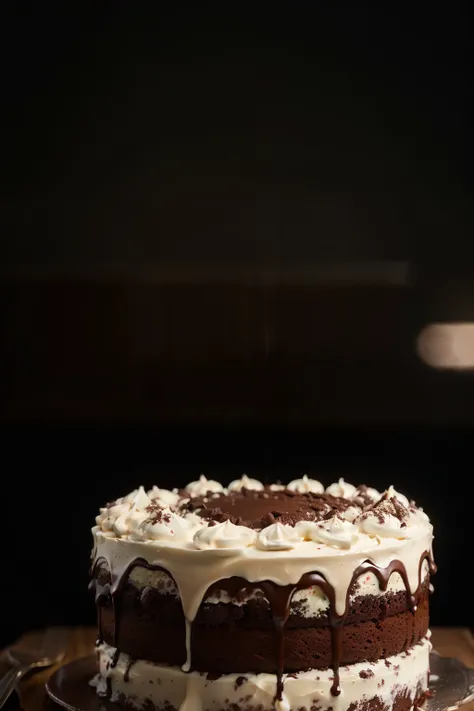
[386,485,410,508]
[119,488,142,504]
[147,485,181,507]
[291,585,331,616]
[353,486,381,503]
[340,505,362,522]
[409,507,430,525]
[185,475,224,497]
[128,567,178,593]
[355,490,418,540]
[193,521,257,550]
[94,636,431,711]
[228,475,264,491]
[256,522,302,551]
[287,475,324,494]
[296,515,358,549]
[358,512,410,539]
[95,487,202,545]
[325,478,357,498]
[183,620,192,672]
[134,486,151,509]
[96,504,128,532]
[275,695,290,711]
[140,512,193,542]
[96,486,152,538]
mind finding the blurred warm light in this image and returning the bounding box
[417,323,474,370]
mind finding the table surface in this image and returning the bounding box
[1,627,473,711]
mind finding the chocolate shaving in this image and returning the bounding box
[144,503,172,525]
[360,494,409,524]
[352,485,376,509]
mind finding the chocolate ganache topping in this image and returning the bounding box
[183,487,354,528]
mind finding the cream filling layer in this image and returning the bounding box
[92,636,431,711]
[128,561,430,619]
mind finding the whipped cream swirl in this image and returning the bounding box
[141,513,194,542]
[340,505,362,523]
[358,513,409,539]
[325,478,357,499]
[96,486,151,533]
[256,522,302,551]
[147,486,181,507]
[356,488,416,539]
[185,475,224,497]
[296,515,358,549]
[287,475,324,494]
[193,521,256,550]
[351,485,381,506]
[227,475,264,492]
[96,486,195,543]
[386,485,410,508]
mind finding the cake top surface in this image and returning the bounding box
[94,475,431,554]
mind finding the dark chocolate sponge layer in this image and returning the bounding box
[96,569,429,672]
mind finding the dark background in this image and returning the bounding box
[1,3,473,647]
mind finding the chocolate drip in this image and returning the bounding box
[296,573,341,696]
[350,559,417,612]
[204,576,298,699]
[252,582,295,701]
[124,658,135,683]
[91,550,435,700]
[97,676,112,699]
[89,557,111,644]
[111,648,121,668]
[205,571,343,697]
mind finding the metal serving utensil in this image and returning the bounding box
[0,627,68,708]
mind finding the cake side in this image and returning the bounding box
[89,476,435,710]
[93,561,431,671]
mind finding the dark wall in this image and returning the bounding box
[3,4,472,271]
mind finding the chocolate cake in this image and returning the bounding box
[89,475,435,710]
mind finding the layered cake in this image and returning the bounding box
[90,475,435,711]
